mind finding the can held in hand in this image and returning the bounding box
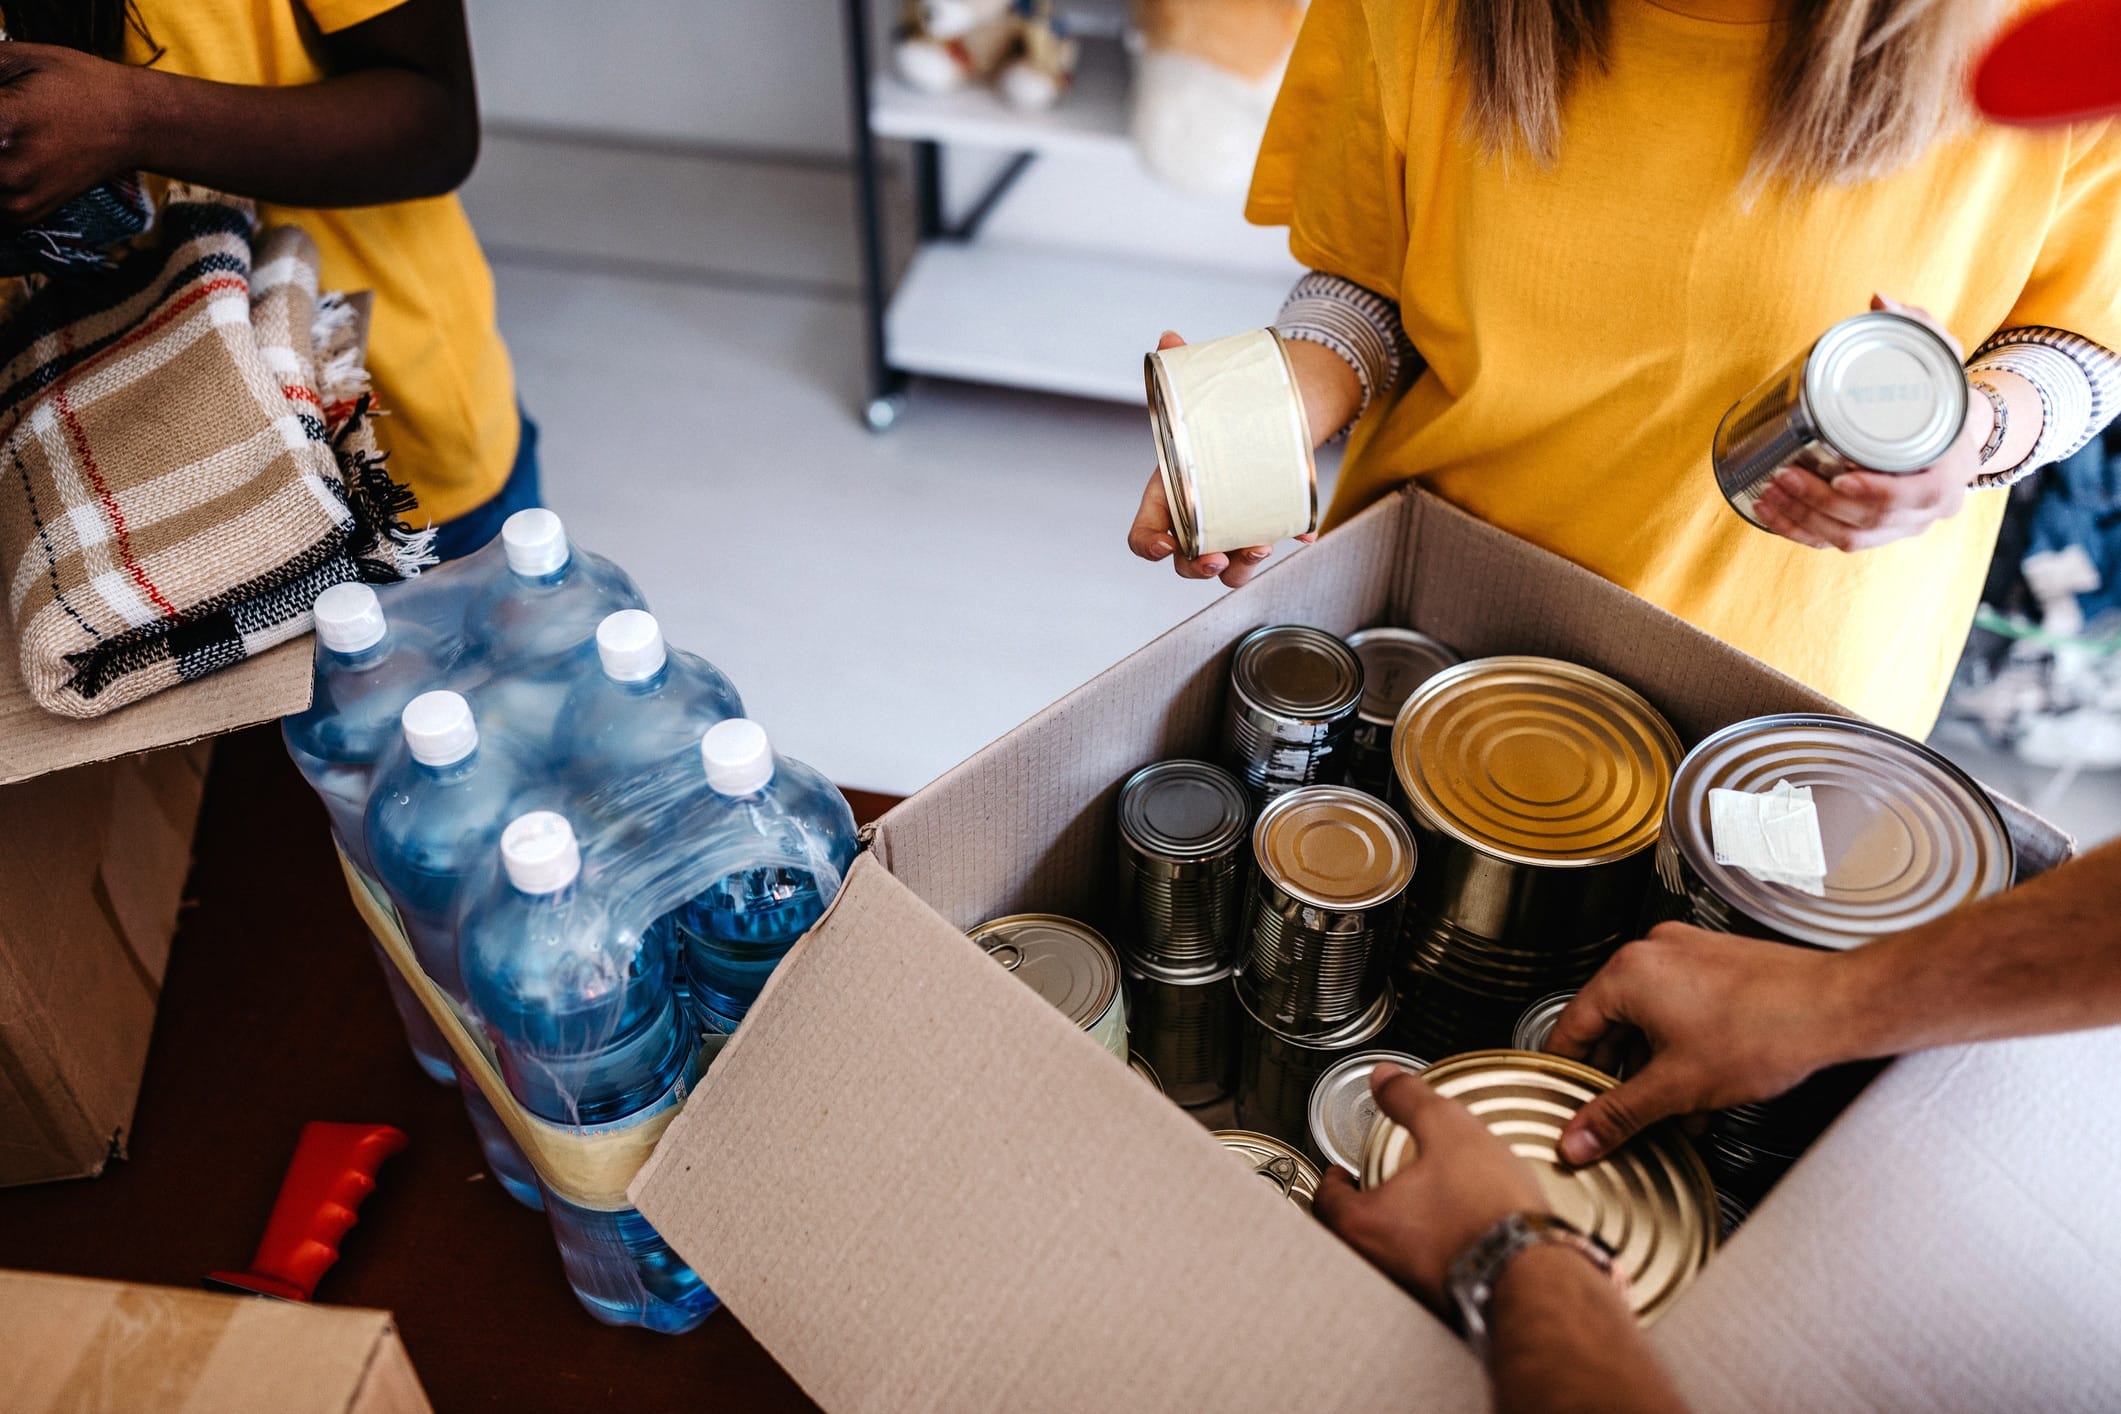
[1146,329,1319,558]
[1221,625,1364,805]
[1125,958,1238,1107]
[1236,983,1395,1146]
[1712,311,1968,531]
[1511,991,1577,1054]
[1116,760,1252,972]
[1307,1048,1428,1175]
[972,914,1128,1061]
[1238,785,1416,1030]
[1344,627,1461,802]
[1359,1050,1716,1325]
[1215,1129,1323,1213]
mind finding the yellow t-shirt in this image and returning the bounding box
[1247,0,2121,736]
[124,0,518,525]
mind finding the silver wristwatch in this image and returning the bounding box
[1445,1211,1625,1359]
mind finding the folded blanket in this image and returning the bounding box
[0,174,155,278]
[0,187,430,718]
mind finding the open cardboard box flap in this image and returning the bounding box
[636,490,2103,1411]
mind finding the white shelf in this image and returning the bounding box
[884,241,1294,402]
[870,36,1131,155]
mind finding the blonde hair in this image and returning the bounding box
[1452,0,2004,187]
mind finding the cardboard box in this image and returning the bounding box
[634,489,2117,1412]
[0,641,308,1187]
[0,1270,429,1413]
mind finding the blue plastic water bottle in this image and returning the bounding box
[560,610,744,797]
[672,720,859,1033]
[365,690,544,1210]
[283,583,455,1084]
[461,811,719,1333]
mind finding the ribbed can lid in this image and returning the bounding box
[1118,760,1251,861]
[1231,625,1363,721]
[1307,1049,1429,1176]
[971,914,1120,1031]
[1359,1050,1716,1325]
[1666,713,2014,950]
[1805,312,1968,472]
[1214,1129,1322,1211]
[1394,657,1681,866]
[1254,785,1416,910]
[1347,627,1461,725]
[1511,991,1578,1053]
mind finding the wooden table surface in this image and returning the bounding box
[0,724,891,1412]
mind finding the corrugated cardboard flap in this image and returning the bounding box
[633,854,1482,1414]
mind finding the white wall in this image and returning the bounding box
[466,0,853,157]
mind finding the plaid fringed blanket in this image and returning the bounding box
[0,188,431,718]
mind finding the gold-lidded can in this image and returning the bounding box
[1116,759,1253,973]
[1306,1048,1428,1175]
[1344,627,1461,802]
[1146,328,1319,559]
[1222,625,1364,806]
[971,914,1128,1062]
[1239,785,1416,1030]
[1713,311,1968,532]
[1359,1050,1716,1325]
[1215,1129,1323,1213]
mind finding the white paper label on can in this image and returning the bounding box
[1159,331,1314,555]
[1709,779,1828,895]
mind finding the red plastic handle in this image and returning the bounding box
[207,1122,407,1302]
[1973,0,2121,127]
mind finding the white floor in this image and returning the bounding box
[464,130,2121,845]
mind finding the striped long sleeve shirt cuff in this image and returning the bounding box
[1273,271,1414,443]
[1967,325,2121,488]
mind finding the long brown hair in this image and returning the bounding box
[1454,0,2004,187]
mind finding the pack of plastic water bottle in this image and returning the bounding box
[282,508,857,1334]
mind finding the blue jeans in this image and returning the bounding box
[431,411,542,563]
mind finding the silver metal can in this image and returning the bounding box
[1235,983,1395,1147]
[1215,1129,1323,1213]
[1510,991,1577,1054]
[1115,759,1252,973]
[1221,625,1364,806]
[1237,785,1416,1031]
[1306,1048,1428,1175]
[971,914,1128,1062]
[1343,627,1460,802]
[1713,311,1968,530]
[1146,329,1320,559]
[1124,958,1237,1107]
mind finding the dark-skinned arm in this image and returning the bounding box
[0,0,478,226]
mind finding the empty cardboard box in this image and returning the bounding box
[0,1269,429,1413]
[0,640,309,1187]
[633,489,2118,1413]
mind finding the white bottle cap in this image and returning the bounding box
[313,582,386,654]
[702,718,774,796]
[596,609,667,683]
[501,811,582,894]
[401,689,478,767]
[501,507,571,578]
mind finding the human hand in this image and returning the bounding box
[1546,923,1858,1165]
[0,43,144,228]
[1129,330,1317,589]
[1312,1062,1550,1307]
[1751,294,1985,553]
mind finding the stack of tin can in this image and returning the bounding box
[1653,713,2014,1223]
[1389,658,1683,1060]
[1113,760,1253,1105]
[1233,785,1415,1144]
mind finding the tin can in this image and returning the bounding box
[1116,760,1252,972]
[1713,311,1968,531]
[1125,958,1237,1107]
[1714,1189,1752,1240]
[1238,785,1416,1030]
[1306,1048,1428,1175]
[1146,329,1320,558]
[1344,628,1461,801]
[1359,1050,1716,1325]
[1391,658,1682,1059]
[1215,1129,1323,1213]
[1656,713,2014,951]
[972,914,1128,1061]
[1221,625,1364,805]
[1235,983,1396,1146]
[1511,991,1577,1054]
[1129,1052,1166,1094]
